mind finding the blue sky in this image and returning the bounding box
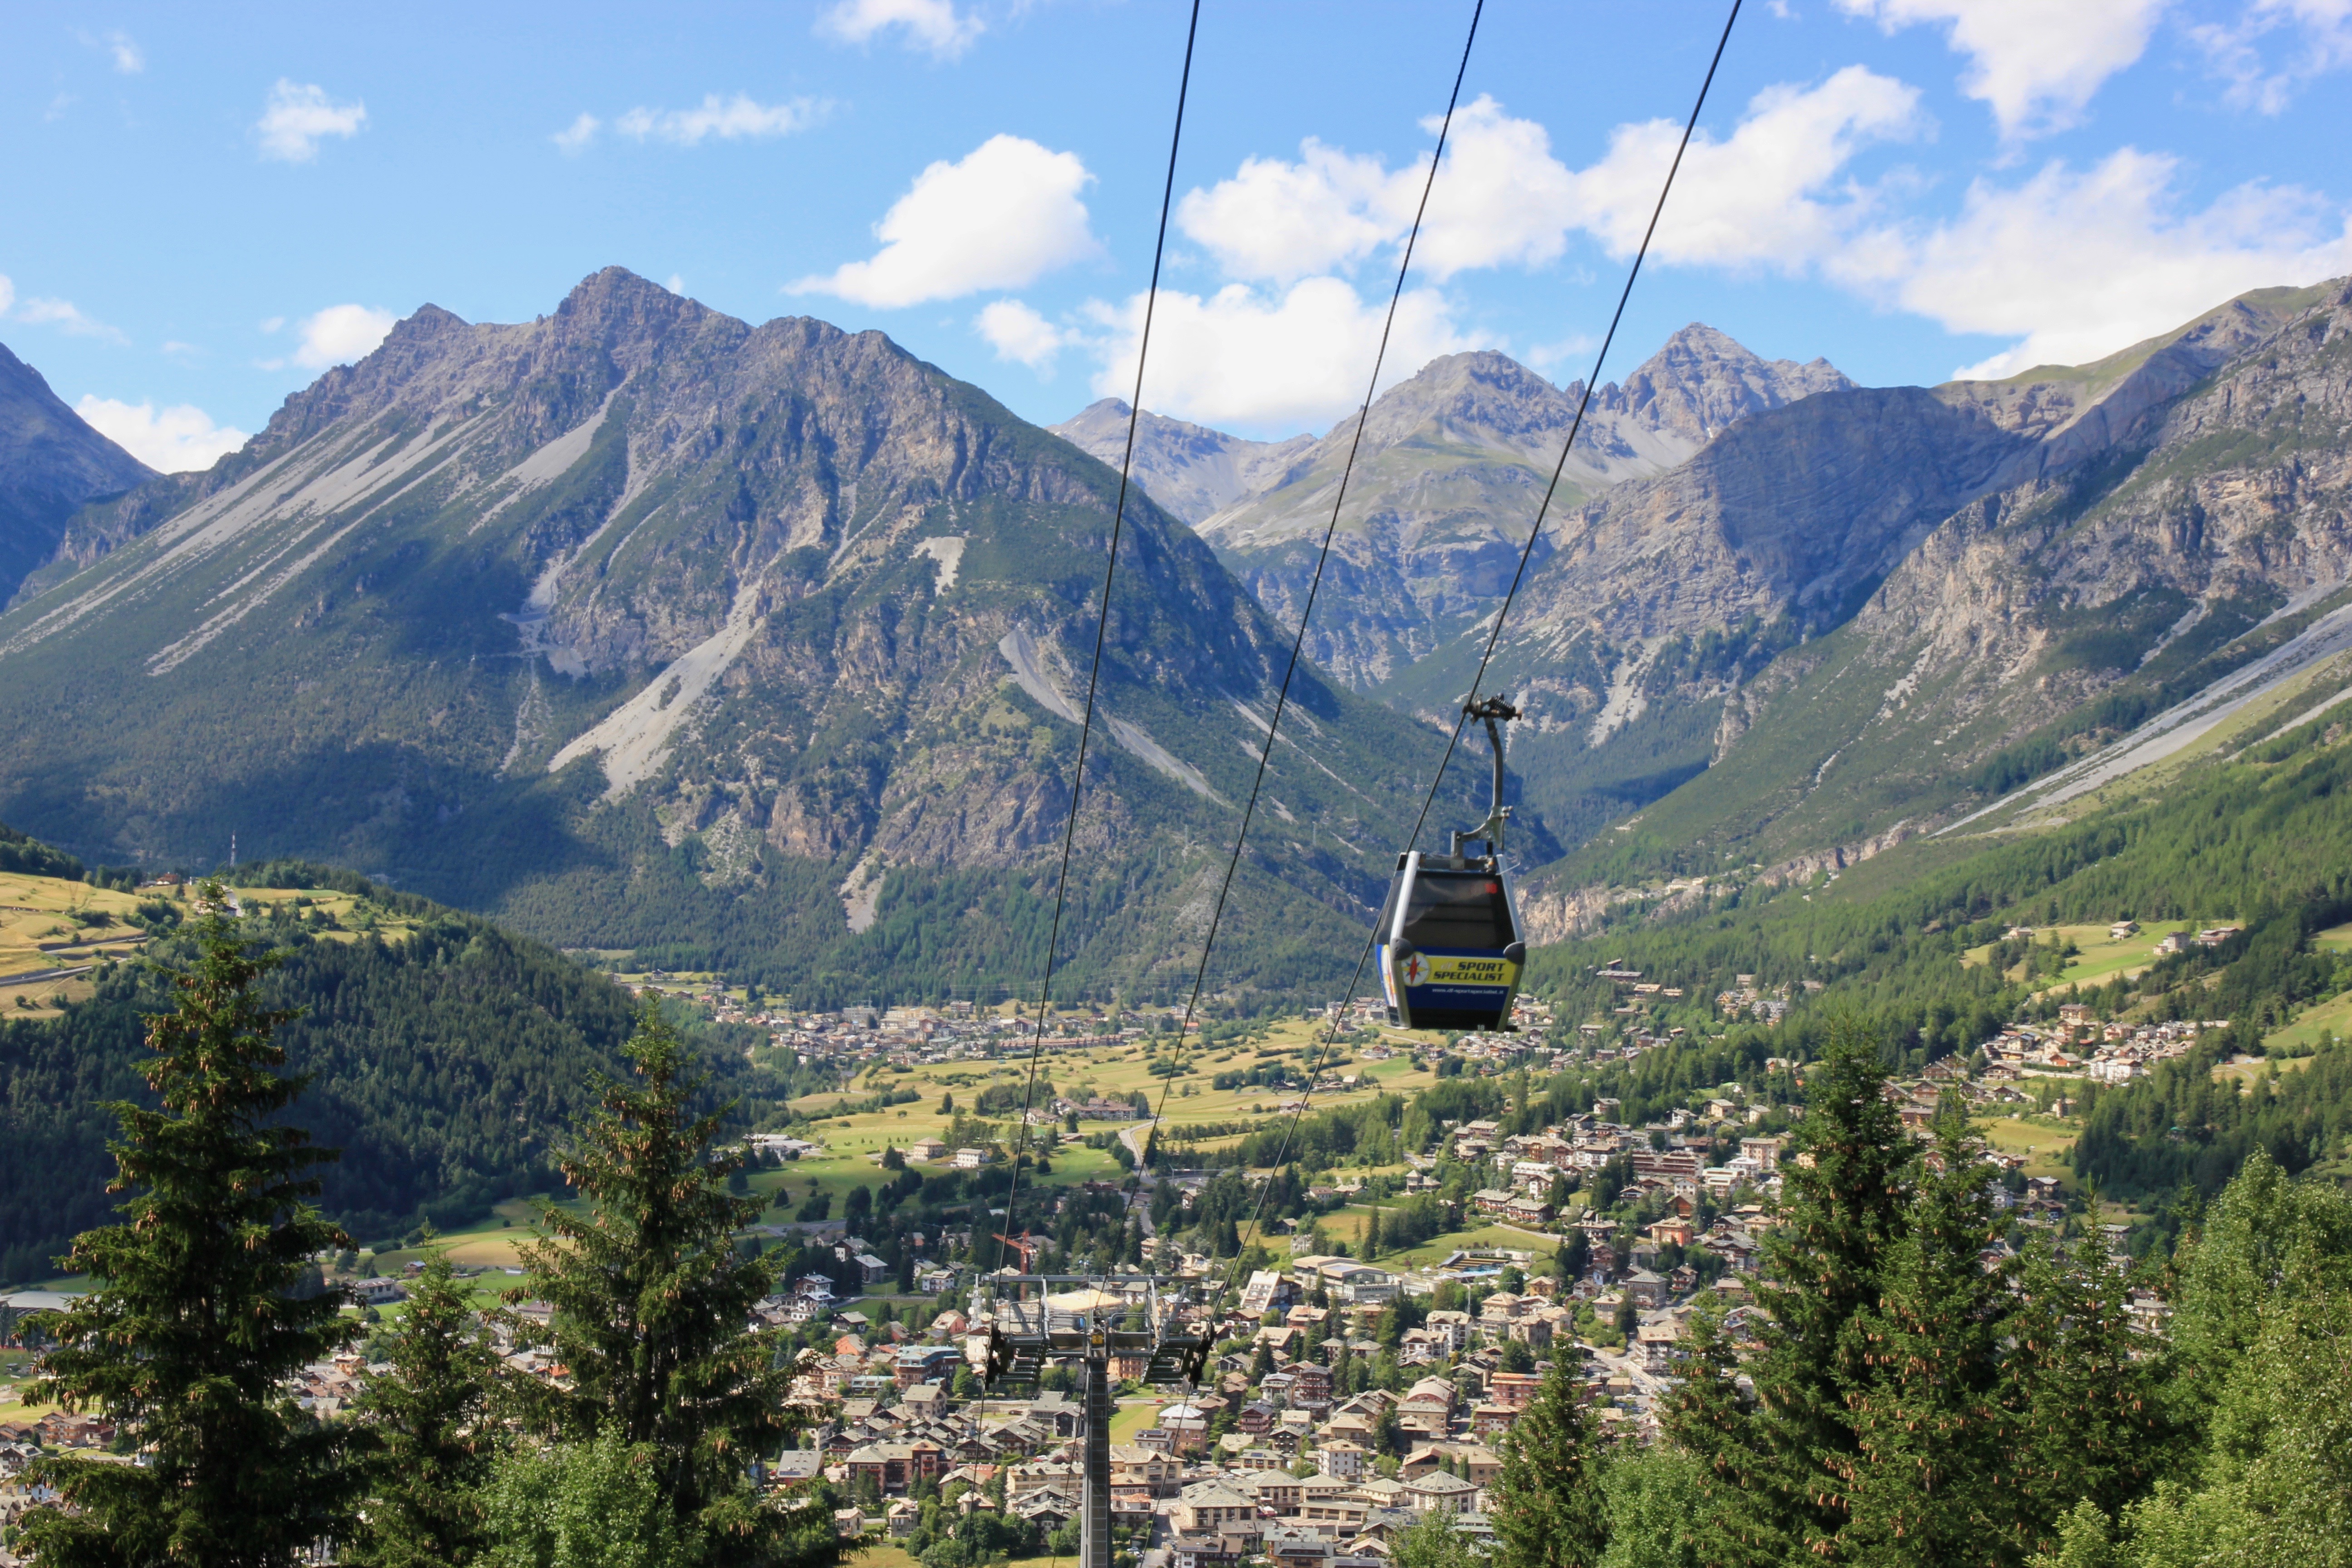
[5,0,2350,470]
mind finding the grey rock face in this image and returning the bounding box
[1046,400,1313,526]
[0,341,154,606]
[1184,331,1852,689]
[1515,275,2352,903]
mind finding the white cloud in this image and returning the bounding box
[105,30,143,73]
[1829,148,2352,378]
[1833,0,2165,137]
[615,94,826,146]
[0,275,13,315]
[1084,277,1479,431]
[1413,98,1588,279]
[255,80,367,162]
[1564,67,1926,270]
[1172,79,1920,293]
[817,0,984,60]
[666,273,687,295]
[975,299,1067,370]
[273,304,397,371]
[792,135,1099,309]
[1177,141,1402,284]
[553,112,600,152]
[11,295,128,344]
[75,396,249,473]
[1173,99,1591,285]
[2189,0,2352,113]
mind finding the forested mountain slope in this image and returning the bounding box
[0,856,696,1284]
[1518,695,2352,1205]
[0,270,1484,1005]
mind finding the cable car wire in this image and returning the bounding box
[990,0,1203,1284]
[1138,0,1485,1193]
[1212,0,1745,1300]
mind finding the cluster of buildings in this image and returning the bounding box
[1451,1108,1785,1215]
[1980,1014,2229,1085]
[796,1244,1757,1563]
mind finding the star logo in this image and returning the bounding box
[1399,952,1428,986]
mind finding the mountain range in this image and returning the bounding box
[0,269,1487,1008]
[1054,327,1849,690]
[2,269,2349,989]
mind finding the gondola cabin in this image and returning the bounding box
[1376,851,1526,1031]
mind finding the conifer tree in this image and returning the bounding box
[1678,1013,1914,1564]
[1839,1110,2012,1563]
[24,882,360,1567]
[508,1004,840,1566]
[1657,1304,1773,1565]
[2000,1234,2176,1558]
[1491,1345,1609,1568]
[347,1233,509,1567]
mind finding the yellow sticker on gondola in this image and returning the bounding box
[1419,955,1517,985]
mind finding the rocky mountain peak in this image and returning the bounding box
[1600,323,1853,443]
[1343,350,1583,457]
[1047,398,1313,526]
[0,340,155,606]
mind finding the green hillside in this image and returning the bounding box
[0,853,781,1284]
[1519,702,2352,1203]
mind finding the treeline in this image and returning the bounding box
[15,893,848,1568]
[0,862,763,1283]
[0,818,139,889]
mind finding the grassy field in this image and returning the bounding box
[0,871,152,1013]
[1962,922,2196,994]
[0,1343,37,1422]
[2263,989,2352,1057]
[1108,1396,1167,1444]
[774,1024,1443,1209]
[1971,1112,2080,1185]
[0,872,420,1015]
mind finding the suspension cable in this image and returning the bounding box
[990,0,1203,1287]
[1215,0,1746,1302]
[1140,0,1485,1197]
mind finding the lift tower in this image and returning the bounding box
[978,1274,1215,1568]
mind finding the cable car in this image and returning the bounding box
[1377,697,1527,1032]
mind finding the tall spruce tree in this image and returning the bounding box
[1657,1303,1774,1565]
[1999,1235,2176,1557]
[1666,1013,1914,1564]
[24,882,359,1567]
[347,1233,509,1567]
[1491,1342,1610,1568]
[1839,1110,2013,1564]
[508,1004,841,1567]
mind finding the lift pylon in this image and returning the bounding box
[974,1274,1215,1568]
